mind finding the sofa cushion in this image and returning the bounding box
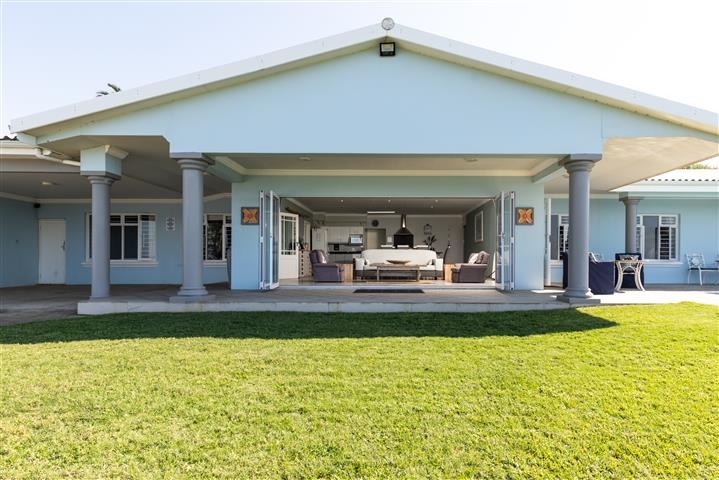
[359,249,439,270]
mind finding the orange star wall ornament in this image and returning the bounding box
[515,207,534,225]
[241,207,259,225]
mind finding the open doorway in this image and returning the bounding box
[276,196,498,288]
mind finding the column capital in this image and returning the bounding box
[559,154,602,173]
[171,152,214,166]
[85,174,118,185]
[619,196,641,206]
[175,157,214,172]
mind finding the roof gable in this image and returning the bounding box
[12,21,718,138]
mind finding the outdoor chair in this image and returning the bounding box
[309,249,345,282]
[451,251,489,283]
[614,252,644,289]
[686,253,718,285]
[561,252,615,294]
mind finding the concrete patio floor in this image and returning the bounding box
[1,282,717,326]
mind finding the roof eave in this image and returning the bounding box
[10,24,387,137]
[10,22,719,138]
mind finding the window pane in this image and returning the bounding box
[124,215,138,224]
[205,218,223,260]
[110,215,122,224]
[110,225,123,259]
[88,215,92,259]
[140,217,156,259]
[550,215,559,260]
[642,216,659,259]
[658,226,676,260]
[124,225,138,259]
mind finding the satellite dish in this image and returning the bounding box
[381,17,395,31]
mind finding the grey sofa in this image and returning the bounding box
[451,251,489,283]
[310,250,345,282]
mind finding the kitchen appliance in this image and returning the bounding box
[393,214,414,248]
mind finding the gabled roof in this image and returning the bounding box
[11,20,718,138]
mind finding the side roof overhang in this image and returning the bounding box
[11,22,718,140]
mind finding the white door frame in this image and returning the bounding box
[38,219,66,284]
[279,212,299,279]
[495,191,515,292]
[259,190,280,290]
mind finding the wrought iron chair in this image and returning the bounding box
[686,253,718,285]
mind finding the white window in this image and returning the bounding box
[87,214,157,261]
[203,214,231,261]
[636,214,678,261]
[549,214,569,260]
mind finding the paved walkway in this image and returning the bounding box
[1,283,717,326]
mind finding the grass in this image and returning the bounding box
[1,303,717,479]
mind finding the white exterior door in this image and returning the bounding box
[495,191,515,292]
[259,190,280,290]
[38,219,66,284]
[279,212,299,279]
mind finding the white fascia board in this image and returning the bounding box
[614,185,719,194]
[10,22,718,137]
[0,141,38,157]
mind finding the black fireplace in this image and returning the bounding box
[393,214,414,248]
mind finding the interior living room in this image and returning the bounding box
[278,196,497,287]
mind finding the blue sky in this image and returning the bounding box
[2,0,718,137]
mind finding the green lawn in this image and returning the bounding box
[1,303,717,479]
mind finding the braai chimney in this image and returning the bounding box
[393,214,414,248]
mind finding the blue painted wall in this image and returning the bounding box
[35,47,716,155]
[0,197,39,287]
[549,197,719,285]
[7,198,230,286]
[231,176,547,290]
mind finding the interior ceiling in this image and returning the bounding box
[219,154,558,172]
[289,197,490,215]
[4,135,716,200]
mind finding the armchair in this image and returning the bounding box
[310,250,345,282]
[451,251,489,283]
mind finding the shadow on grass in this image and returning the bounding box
[0,310,617,344]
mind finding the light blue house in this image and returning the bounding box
[2,20,718,301]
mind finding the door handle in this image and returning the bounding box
[61,241,66,251]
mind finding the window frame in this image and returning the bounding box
[85,213,158,264]
[549,213,569,261]
[636,214,679,262]
[203,213,232,263]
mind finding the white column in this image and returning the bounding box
[87,175,116,299]
[175,157,212,297]
[558,154,601,302]
[620,197,640,252]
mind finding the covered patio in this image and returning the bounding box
[1,284,717,325]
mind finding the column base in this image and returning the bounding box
[557,293,601,305]
[170,294,216,303]
[171,286,215,303]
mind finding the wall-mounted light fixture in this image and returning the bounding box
[379,42,395,57]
